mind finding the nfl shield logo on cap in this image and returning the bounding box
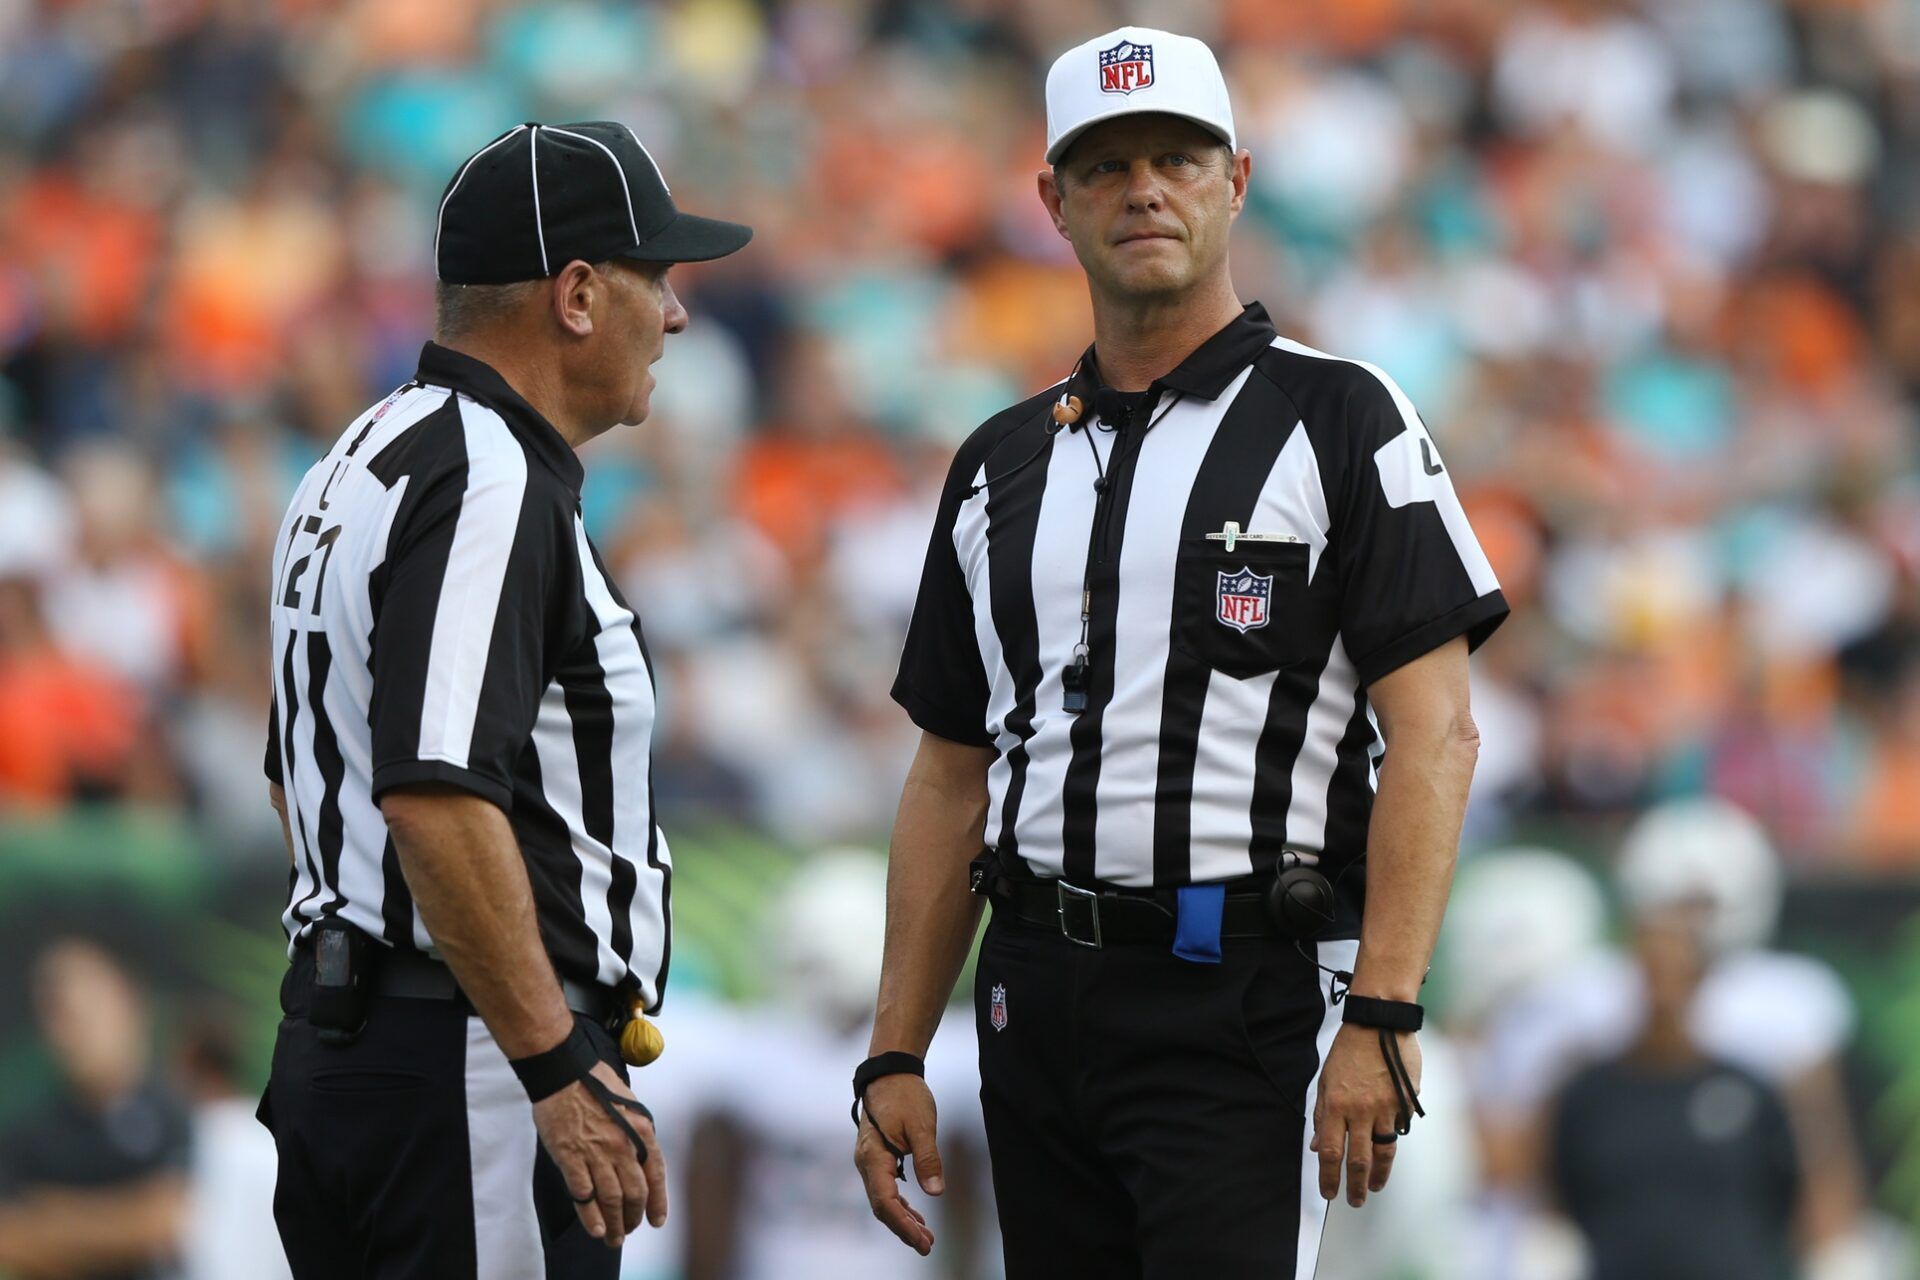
[1216,568,1272,634]
[1098,39,1154,95]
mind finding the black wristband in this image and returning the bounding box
[851,1051,925,1113]
[509,1023,600,1103]
[851,1052,925,1181]
[1341,995,1424,1032]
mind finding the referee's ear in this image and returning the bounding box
[1226,147,1251,217]
[1037,169,1071,242]
[549,259,602,338]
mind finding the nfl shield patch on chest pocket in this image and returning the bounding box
[1216,568,1272,633]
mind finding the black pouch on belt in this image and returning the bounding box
[968,849,999,897]
[308,918,372,1046]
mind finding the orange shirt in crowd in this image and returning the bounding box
[0,647,141,808]
[162,190,345,393]
[732,432,904,571]
[1736,272,1866,395]
[1851,738,1920,868]
[5,172,161,345]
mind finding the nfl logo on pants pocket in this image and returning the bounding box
[1216,568,1272,633]
[990,983,1008,1031]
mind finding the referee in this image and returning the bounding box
[261,122,748,1278]
[851,28,1507,1278]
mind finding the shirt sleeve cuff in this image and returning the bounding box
[890,681,996,749]
[1351,590,1510,689]
[371,759,514,810]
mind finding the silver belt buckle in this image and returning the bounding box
[1056,880,1103,949]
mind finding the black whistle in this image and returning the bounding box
[1062,657,1090,714]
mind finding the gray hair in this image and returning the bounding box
[433,259,637,340]
[432,278,548,341]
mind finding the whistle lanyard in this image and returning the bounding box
[1062,391,1184,714]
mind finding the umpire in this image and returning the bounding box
[261,122,748,1278]
[851,28,1508,1279]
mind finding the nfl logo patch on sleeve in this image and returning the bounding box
[990,983,1009,1031]
[1216,568,1272,633]
[1098,40,1154,95]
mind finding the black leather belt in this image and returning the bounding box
[374,946,625,1028]
[989,876,1276,948]
[291,941,626,1030]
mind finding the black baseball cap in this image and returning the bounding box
[433,121,753,284]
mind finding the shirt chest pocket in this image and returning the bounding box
[1170,536,1314,680]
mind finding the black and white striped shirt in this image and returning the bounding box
[893,304,1507,933]
[266,343,672,1009]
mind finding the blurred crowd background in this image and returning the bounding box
[3,0,1920,1276]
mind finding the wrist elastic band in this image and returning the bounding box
[510,1023,602,1102]
[850,1052,926,1179]
[510,1022,654,1163]
[852,1051,926,1104]
[1340,995,1424,1032]
[1339,997,1427,1135]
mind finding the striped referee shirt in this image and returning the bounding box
[265,343,672,1009]
[892,303,1508,933]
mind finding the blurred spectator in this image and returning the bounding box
[43,445,213,698]
[729,331,905,580]
[0,939,190,1280]
[0,574,143,808]
[0,446,74,581]
[172,1007,290,1280]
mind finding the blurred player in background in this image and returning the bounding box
[1475,799,1882,1279]
[682,849,995,1280]
[1446,849,1611,1280]
[613,984,741,1280]
[1547,899,1801,1280]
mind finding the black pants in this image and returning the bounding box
[260,972,626,1280]
[973,912,1356,1280]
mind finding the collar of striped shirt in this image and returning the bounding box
[414,342,586,495]
[1071,301,1279,403]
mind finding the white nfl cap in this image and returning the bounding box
[1045,26,1236,165]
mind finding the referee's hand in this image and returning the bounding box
[1312,1023,1423,1208]
[531,1060,668,1249]
[853,1073,943,1255]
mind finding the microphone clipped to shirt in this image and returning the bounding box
[966,390,1087,498]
